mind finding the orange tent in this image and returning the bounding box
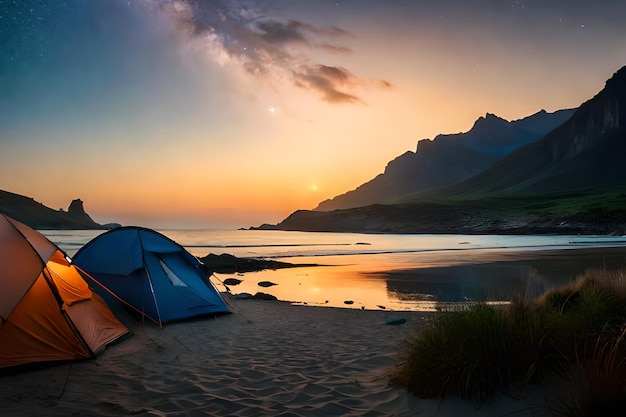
[0,214,129,370]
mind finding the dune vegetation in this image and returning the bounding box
[389,267,626,416]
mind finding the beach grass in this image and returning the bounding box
[389,267,626,415]
[386,303,513,402]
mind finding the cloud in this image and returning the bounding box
[161,0,390,104]
[254,19,351,53]
[255,20,310,45]
[294,65,362,104]
[295,64,394,104]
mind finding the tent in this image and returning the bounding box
[0,214,129,370]
[72,227,231,326]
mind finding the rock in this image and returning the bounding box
[67,199,86,216]
[233,292,253,299]
[223,278,243,286]
[67,199,99,225]
[258,281,277,287]
[385,315,407,325]
[343,300,354,305]
[252,292,278,301]
[198,253,318,274]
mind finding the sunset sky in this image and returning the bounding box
[2,0,626,229]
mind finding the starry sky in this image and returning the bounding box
[2,0,626,229]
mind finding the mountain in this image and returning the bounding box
[314,108,575,211]
[258,66,626,235]
[0,190,112,229]
[424,66,626,198]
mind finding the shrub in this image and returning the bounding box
[389,303,513,401]
[534,269,626,356]
[389,267,626,410]
[552,326,626,417]
[505,295,553,384]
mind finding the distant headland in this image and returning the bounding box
[0,190,119,230]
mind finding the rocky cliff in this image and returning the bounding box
[0,190,110,229]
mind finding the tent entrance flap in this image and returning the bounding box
[160,259,187,287]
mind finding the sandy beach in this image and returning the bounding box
[1,295,562,417]
[4,246,626,416]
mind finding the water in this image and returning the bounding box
[42,229,626,312]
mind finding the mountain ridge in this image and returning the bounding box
[315,108,575,211]
[258,65,626,235]
[423,65,626,198]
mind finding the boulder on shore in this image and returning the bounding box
[199,253,318,274]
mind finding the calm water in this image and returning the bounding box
[43,229,626,312]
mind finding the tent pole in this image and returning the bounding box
[137,231,164,328]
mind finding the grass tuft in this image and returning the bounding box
[389,303,512,401]
[389,267,626,412]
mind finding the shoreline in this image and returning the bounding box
[212,245,626,313]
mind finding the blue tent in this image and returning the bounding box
[73,227,231,326]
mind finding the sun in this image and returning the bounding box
[310,184,318,192]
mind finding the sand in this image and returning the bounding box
[0,296,560,417]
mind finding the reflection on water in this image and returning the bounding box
[211,247,626,312]
[42,230,626,312]
[214,265,390,310]
[380,247,626,311]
